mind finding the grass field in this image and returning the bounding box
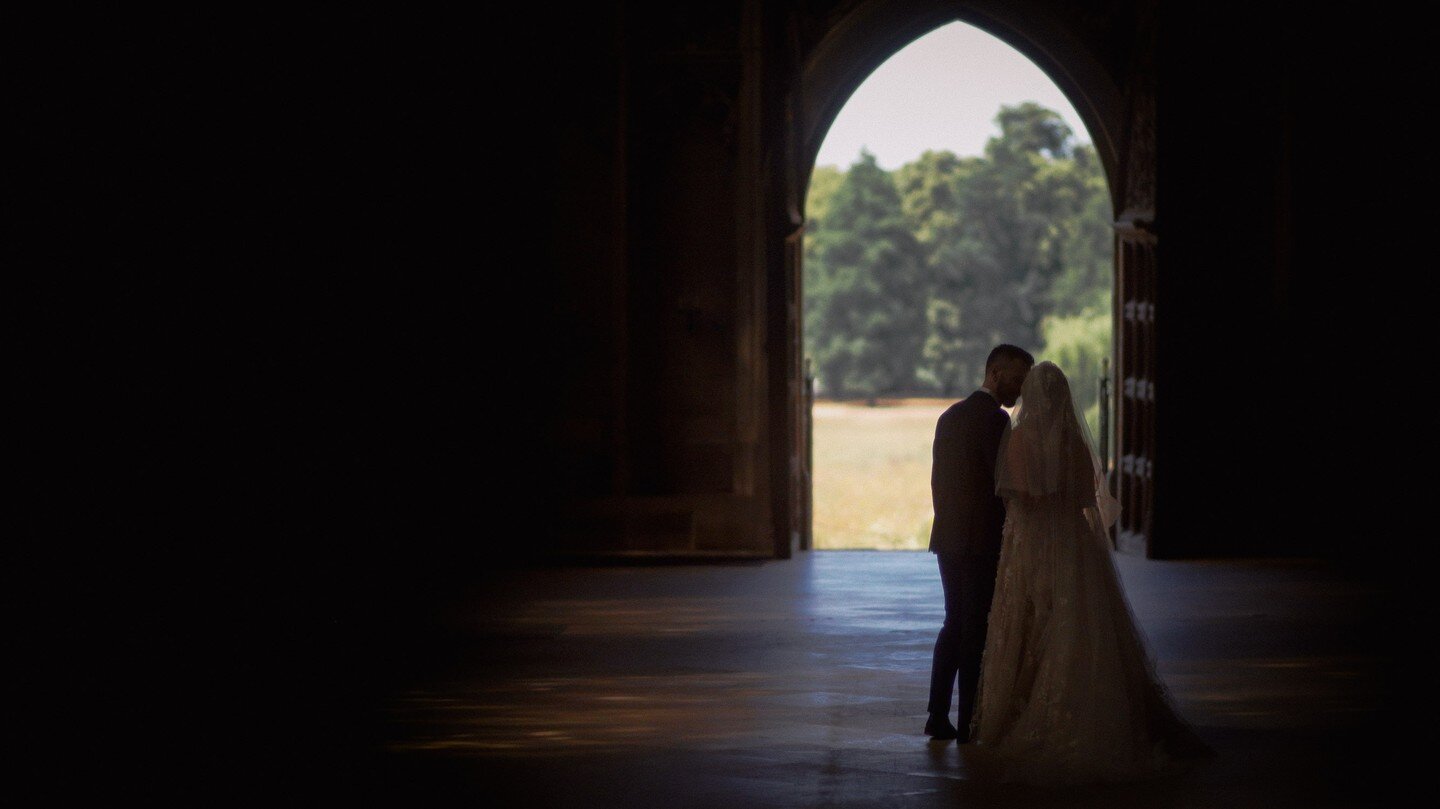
[811,397,960,550]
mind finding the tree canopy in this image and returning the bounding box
[804,102,1113,422]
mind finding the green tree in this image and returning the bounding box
[974,102,1079,348]
[1039,308,1111,438]
[806,164,845,223]
[894,104,1068,392]
[895,150,984,395]
[804,149,925,401]
[1043,144,1112,317]
[918,103,1111,398]
[803,103,1114,406]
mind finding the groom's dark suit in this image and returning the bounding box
[927,388,1010,736]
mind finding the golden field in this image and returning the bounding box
[811,397,958,550]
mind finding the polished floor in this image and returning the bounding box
[348,551,1396,807]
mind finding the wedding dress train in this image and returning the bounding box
[968,362,1210,785]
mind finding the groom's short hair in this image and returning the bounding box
[986,344,1035,371]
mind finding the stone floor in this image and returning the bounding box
[331,551,1401,807]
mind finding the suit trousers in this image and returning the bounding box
[927,550,999,732]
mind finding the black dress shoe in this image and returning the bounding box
[924,715,959,739]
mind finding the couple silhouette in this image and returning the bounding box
[925,344,1209,784]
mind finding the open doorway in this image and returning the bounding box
[801,21,1115,550]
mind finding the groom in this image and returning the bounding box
[925,344,1034,741]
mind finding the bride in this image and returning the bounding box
[967,361,1211,784]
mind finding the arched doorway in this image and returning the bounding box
[781,0,1157,556]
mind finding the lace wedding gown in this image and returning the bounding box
[968,362,1210,785]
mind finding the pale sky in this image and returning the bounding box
[814,20,1091,171]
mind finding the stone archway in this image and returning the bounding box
[778,0,1158,555]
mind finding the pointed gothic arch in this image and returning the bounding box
[778,0,1159,555]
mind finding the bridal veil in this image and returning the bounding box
[970,361,1209,784]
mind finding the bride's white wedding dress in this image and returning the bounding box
[968,362,1210,785]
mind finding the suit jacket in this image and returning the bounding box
[928,389,1010,558]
